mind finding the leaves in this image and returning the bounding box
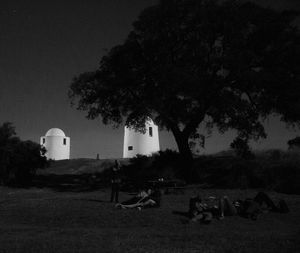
[69,0,300,159]
[0,122,47,186]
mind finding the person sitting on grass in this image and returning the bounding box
[201,195,237,219]
[189,192,289,221]
[115,188,161,210]
[188,195,213,223]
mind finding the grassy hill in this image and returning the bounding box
[34,158,131,192]
[38,158,129,175]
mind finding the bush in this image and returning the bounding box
[120,150,184,190]
[0,122,47,186]
[192,152,300,194]
[100,149,300,194]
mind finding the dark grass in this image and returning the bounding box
[0,187,299,253]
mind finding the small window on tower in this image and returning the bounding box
[63,138,66,145]
[128,146,133,151]
[149,127,153,137]
[42,138,45,144]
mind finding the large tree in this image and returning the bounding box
[69,0,300,170]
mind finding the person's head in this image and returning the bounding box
[147,188,153,195]
[139,189,148,197]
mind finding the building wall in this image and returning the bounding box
[123,123,160,158]
[40,136,70,160]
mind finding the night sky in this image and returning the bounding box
[1,0,299,159]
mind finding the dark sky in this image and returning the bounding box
[1,0,299,159]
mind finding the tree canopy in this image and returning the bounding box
[69,0,300,170]
[0,122,47,186]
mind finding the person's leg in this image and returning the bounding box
[219,198,225,218]
[115,183,120,203]
[254,192,278,211]
[141,199,156,208]
[110,184,116,202]
[121,196,141,205]
[191,213,204,222]
[117,195,148,209]
[119,202,143,209]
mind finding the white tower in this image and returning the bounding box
[40,128,70,160]
[123,119,160,158]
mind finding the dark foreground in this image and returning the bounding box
[0,187,299,253]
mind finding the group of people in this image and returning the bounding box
[188,192,289,223]
[110,160,289,220]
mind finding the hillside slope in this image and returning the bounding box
[38,158,129,175]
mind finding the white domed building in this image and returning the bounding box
[40,128,70,160]
[123,119,160,158]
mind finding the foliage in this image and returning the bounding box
[69,0,300,177]
[118,149,300,194]
[194,151,300,194]
[230,137,254,159]
[120,150,184,190]
[0,122,47,186]
[115,148,299,194]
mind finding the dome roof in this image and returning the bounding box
[45,128,66,137]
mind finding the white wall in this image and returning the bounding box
[123,123,160,158]
[40,136,70,160]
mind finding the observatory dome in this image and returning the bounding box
[45,128,66,137]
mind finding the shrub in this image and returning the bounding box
[0,122,47,186]
[101,149,300,194]
[192,152,300,193]
[120,150,184,190]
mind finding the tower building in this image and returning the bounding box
[40,128,70,160]
[123,119,160,158]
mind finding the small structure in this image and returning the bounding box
[40,128,70,160]
[123,119,160,158]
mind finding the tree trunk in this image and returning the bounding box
[172,130,194,182]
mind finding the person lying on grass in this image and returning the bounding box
[115,188,161,210]
[188,192,289,222]
[233,192,289,220]
[188,196,213,223]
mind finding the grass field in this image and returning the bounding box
[0,186,299,253]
